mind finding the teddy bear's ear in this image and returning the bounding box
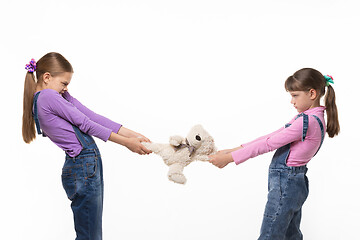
[191,124,204,132]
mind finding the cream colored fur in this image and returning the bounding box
[142,125,217,184]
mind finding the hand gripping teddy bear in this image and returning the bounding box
[142,125,217,184]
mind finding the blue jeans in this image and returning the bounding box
[258,145,309,240]
[258,113,324,240]
[33,92,104,239]
[62,127,104,240]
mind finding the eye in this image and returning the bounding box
[195,135,201,141]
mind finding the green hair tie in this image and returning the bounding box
[324,75,334,86]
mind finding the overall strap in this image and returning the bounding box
[72,125,95,149]
[311,115,325,157]
[33,92,45,137]
[60,95,95,150]
[272,114,308,168]
[295,113,309,142]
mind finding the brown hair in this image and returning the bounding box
[22,52,73,143]
[284,68,340,138]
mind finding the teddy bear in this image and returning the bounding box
[142,125,217,184]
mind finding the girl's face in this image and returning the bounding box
[289,90,317,113]
[44,72,72,94]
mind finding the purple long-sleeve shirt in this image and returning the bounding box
[34,89,122,157]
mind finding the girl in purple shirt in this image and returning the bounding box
[209,68,340,240]
[22,52,151,240]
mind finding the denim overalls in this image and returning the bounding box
[34,92,104,240]
[258,113,324,240]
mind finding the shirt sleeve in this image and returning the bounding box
[231,117,304,165]
[62,91,122,133]
[240,127,284,148]
[43,91,113,142]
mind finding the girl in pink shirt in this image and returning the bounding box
[209,68,340,240]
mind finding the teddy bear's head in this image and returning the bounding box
[186,124,216,155]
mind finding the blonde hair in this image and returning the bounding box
[22,52,73,143]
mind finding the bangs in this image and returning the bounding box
[284,76,306,92]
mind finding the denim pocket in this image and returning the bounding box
[61,168,77,201]
[268,170,282,194]
[84,157,97,179]
[265,170,282,219]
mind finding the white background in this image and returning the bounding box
[1,0,359,239]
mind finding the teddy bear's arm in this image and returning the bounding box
[169,135,185,146]
[192,155,210,162]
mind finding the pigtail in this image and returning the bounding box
[22,53,74,143]
[324,84,340,138]
[22,72,36,143]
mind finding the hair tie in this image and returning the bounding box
[25,58,37,73]
[324,75,334,86]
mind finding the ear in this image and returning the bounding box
[309,89,317,100]
[43,72,52,84]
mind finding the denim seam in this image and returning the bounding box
[264,170,293,239]
[85,195,91,239]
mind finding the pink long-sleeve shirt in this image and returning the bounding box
[35,89,122,157]
[231,107,326,166]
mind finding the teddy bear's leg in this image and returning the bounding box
[168,163,186,184]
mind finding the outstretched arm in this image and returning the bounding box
[108,131,152,155]
[118,127,150,142]
[216,146,243,154]
[62,91,122,133]
[209,149,238,168]
[62,91,152,155]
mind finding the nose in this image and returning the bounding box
[290,97,295,105]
